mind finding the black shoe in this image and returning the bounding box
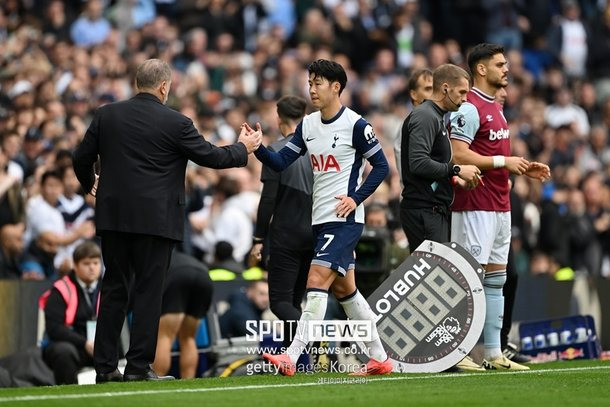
[124,368,174,382]
[95,369,123,384]
[502,342,531,364]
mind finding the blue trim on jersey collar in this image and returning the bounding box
[321,106,346,124]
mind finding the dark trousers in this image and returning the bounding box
[501,247,518,349]
[94,231,173,375]
[267,246,312,346]
[43,341,92,385]
[400,205,450,252]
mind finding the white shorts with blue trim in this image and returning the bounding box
[450,210,511,266]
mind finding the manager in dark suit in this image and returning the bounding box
[72,59,261,383]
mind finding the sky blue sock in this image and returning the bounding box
[483,272,507,360]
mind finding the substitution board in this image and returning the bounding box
[365,240,485,373]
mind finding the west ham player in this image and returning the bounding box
[449,43,550,370]
[248,59,392,376]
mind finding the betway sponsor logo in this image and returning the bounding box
[489,128,509,141]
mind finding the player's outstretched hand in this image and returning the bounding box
[239,122,263,153]
[525,161,551,182]
[505,156,530,175]
[335,195,357,218]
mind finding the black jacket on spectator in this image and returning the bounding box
[43,272,98,384]
[0,248,21,279]
[44,273,96,349]
[72,92,248,241]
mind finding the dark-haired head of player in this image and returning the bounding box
[432,64,470,112]
[408,68,433,107]
[467,43,508,94]
[307,59,347,119]
[276,95,307,138]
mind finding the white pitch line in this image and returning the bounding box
[0,365,609,404]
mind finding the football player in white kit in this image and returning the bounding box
[248,59,392,376]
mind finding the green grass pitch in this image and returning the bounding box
[0,360,608,407]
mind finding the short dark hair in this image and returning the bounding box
[467,43,505,77]
[214,241,234,261]
[277,95,307,123]
[408,69,433,94]
[73,241,101,263]
[215,176,240,199]
[41,170,62,185]
[135,59,172,90]
[432,64,470,93]
[307,59,348,95]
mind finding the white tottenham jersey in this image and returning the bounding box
[286,106,382,225]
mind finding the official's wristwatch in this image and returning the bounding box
[452,165,461,175]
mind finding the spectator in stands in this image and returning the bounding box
[545,88,590,139]
[153,251,213,379]
[567,189,600,275]
[0,222,24,279]
[41,241,102,385]
[55,165,95,270]
[21,231,60,280]
[582,171,610,276]
[1,131,24,183]
[209,241,244,281]
[192,176,253,264]
[538,182,571,274]
[42,0,72,43]
[70,0,111,48]
[219,280,269,338]
[15,128,45,181]
[24,171,95,274]
[0,144,24,228]
[548,0,589,80]
[482,0,525,50]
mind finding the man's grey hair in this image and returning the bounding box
[135,59,172,90]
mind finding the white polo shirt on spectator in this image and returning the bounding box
[24,195,66,245]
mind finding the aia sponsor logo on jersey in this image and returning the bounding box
[311,154,341,172]
[489,128,509,141]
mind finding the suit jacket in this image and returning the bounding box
[73,93,248,241]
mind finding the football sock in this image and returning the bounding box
[483,271,507,360]
[339,290,388,362]
[287,289,328,365]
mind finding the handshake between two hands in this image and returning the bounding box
[238,122,264,153]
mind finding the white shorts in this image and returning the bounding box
[450,211,511,266]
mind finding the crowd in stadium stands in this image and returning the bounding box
[0,0,608,286]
